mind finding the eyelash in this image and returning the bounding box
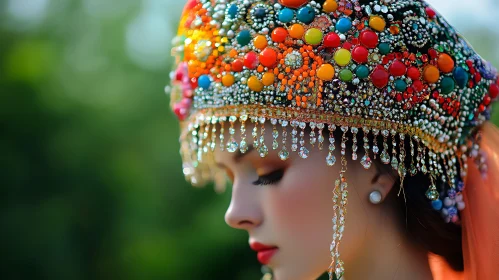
[252,169,285,186]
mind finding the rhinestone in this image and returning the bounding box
[381,150,390,164]
[240,139,248,153]
[373,146,379,153]
[273,140,279,150]
[299,147,309,159]
[361,155,372,169]
[227,140,238,153]
[327,153,337,166]
[391,157,399,169]
[259,143,269,157]
[279,148,289,160]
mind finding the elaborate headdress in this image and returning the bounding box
[167,0,498,278]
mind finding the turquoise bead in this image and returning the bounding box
[453,67,469,88]
[378,43,391,55]
[228,4,238,18]
[297,6,315,24]
[431,199,443,211]
[198,75,212,89]
[355,65,370,79]
[237,30,251,46]
[336,18,352,33]
[279,8,294,23]
[394,79,407,92]
[440,76,455,94]
[340,69,353,81]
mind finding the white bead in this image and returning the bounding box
[369,190,382,204]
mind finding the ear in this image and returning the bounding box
[370,170,397,203]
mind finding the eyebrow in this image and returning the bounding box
[216,144,255,168]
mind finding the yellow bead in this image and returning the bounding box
[254,35,268,50]
[222,74,235,87]
[369,16,386,32]
[248,76,264,92]
[317,64,335,81]
[334,49,351,66]
[323,0,338,13]
[262,72,275,86]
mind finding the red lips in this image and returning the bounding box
[250,242,279,265]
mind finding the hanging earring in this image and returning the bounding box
[369,190,382,204]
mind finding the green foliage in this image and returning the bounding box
[0,1,497,280]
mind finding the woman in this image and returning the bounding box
[168,0,499,279]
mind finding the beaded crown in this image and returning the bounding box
[168,0,498,210]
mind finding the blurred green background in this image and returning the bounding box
[0,0,498,280]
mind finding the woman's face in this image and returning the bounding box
[214,122,390,280]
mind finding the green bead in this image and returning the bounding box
[355,65,370,79]
[304,28,323,46]
[378,43,391,55]
[339,69,353,81]
[237,30,251,46]
[394,79,407,92]
[440,76,455,94]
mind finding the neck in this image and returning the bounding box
[342,196,433,280]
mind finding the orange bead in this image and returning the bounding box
[222,74,235,87]
[287,94,293,100]
[254,35,268,50]
[437,53,455,73]
[248,76,264,92]
[259,48,278,68]
[289,24,305,39]
[262,72,275,86]
[423,65,440,84]
[271,27,288,43]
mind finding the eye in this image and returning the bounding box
[252,169,285,186]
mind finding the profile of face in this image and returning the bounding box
[214,123,405,280]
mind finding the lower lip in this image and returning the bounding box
[257,248,278,265]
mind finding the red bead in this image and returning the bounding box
[396,94,402,102]
[244,52,259,69]
[475,72,482,83]
[484,96,492,106]
[425,7,436,18]
[389,60,407,76]
[259,48,278,68]
[407,66,421,80]
[232,59,244,72]
[479,104,485,112]
[323,32,341,48]
[490,83,499,99]
[342,42,352,50]
[272,27,288,43]
[428,48,438,59]
[352,46,369,64]
[413,80,423,92]
[351,38,359,45]
[359,30,378,49]
[371,68,389,89]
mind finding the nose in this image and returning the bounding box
[224,179,263,231]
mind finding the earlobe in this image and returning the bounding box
[369,171,396,204]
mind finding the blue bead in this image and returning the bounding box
[447,207,458,216]
[228,4,238,18]
[431,199,443,211]
[297,6,315,24]
[355,65,370,79]
[237,30,251,46]
[378,43,391,55]
[254,7,266,19]
[336,17,352,33]
[278,8,294,23]
[394,79,407,92]
[453,66,469,88]
[198,75,212,89]
[440,76,455,94]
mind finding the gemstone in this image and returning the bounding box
[259,48,278,67]
[262,72,275,86]
[231,59,244,72]
[389,60,407,76]
[360,30,379,49]
[369,15,386,31]
[254,7,267,19]
[425,188,439,200]
[244,52,259,69]
[423,65,440,83]
[198,75,212,89]
[334,49,351,66]
[323,32,341,48]
[254,35,268,49]
[228,4,238,18]
[278,8,295,23]
[437,53,455,73]
[425,6,436,18]
[352,46,369,63]
[227,140,238,152]
[381,150,390,164]
[407,66,421,80]
[323,0,338,13]
[336,17,352,33]
[272,27,288,43]
[453,67,469,88]
[339,69,353,82]
[394,79,407,92]
[355,65,370,79]
[237,30,251,46]
[378,42,390,54]
[240,139,248,153]
[273,140,279,150]
[299,146,310,158]
[391,157,399,170]
[371,68,389,88]
[440,77,455,94]
[279,148,289,160]
[222,74,235,87]
[259,143,269,157]
[327,153,337,166]
[248,76,264,92]
[279,0,309,9]
[297,6,315,24]
[289,23,305,39]
[361,155,372,169]
[305,28,323,45]
[317,64,335,81]
[489,83,499,98]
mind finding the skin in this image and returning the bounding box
[214,123,434,280]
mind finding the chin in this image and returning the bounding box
[272,267,319,280]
